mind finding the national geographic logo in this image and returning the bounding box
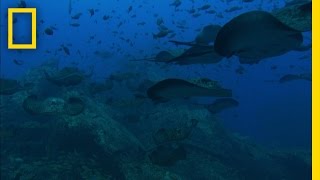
[8,8,37,49]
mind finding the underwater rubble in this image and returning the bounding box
[0,62,311,180]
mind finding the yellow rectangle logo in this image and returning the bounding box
[8,8,37,49]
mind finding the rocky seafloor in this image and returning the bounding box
[0,61,311,180]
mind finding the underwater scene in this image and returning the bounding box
[0,0,312,179]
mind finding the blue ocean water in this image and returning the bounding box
[0,0,312,179]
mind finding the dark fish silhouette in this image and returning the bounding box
[170,0,182,8]
[103,15,111,21]
[206,10,216,14]
[166,24,224,65]
[44,28,54,35]
[193,13,201,18]
[195,24,222,45]
[127,5,133,13]
[70,23,80,27]
[88,9,95,17]
[18,0,27,8]
[71,13,82,19]
[61,45,70,55]
[225,6,242,12]
[279,73,311,83]
[153,30,170,39]
[214,11,303,64]
[68,0,72,14]
[198,4,211,10]
[169,24,221,46]
[13,59,24,65]
[147,78,232,102]
[168,46,223,65]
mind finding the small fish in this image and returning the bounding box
[70,23,80,27]
[192,13,201,18]
[206,10,216,14]
[88,8,95,17]
[198,4,211,10]
[61,45,70,55]
[18,0,27,8]
[68,0,72,14]
[13,59,24,65]
[156,18,164,26]
[103,15,110,20]
[71,13,82,19]
[153,30,170,39]
[225,6,243,12]
[44,28,54,35]
[127,5,133,13]
[170,0,182,8]
[187,8,196,14]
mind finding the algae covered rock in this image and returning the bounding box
[22,95,85,116]
[60,98,145,160]
[44,67,89,86]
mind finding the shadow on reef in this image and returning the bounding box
[0,60,311,180]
